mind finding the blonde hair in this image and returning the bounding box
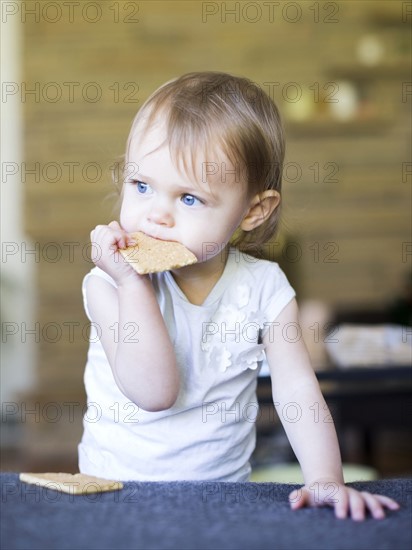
[124,71,285,252]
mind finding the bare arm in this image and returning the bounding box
[264,298,399,520]
[86,221,180,411]
[264,298,344,485]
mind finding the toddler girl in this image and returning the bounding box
[79,72,399,520]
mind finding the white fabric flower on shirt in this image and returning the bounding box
[202,286,263,371]
[201,339,211,353]
[201,305,244,352]
[209,345,232,372]
[247,310,267,328]
[235,344,266,370]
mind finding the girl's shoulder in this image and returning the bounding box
[222,250,294,311]
[231,251,296,328]
[231,249,290,286]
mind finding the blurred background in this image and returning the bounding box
[1,1,411,479]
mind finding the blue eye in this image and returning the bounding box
[181,194,201,207]
[136,181,151,194]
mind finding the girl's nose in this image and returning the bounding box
[147,204,174,227]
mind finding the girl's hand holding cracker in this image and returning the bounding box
[289,480,400,521]
[90,221,139,287]
[87,219,180,410]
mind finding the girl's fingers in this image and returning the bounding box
[107,221,135,249]
[88,223,139,282]
[289,484,400,521]
[108,220,121,229]
[344,491,399,521]
[92,223,128,250]
[333,487,349,519]
[289,488,309,510]
[355,492,399,520]
[374,494,401,510]
[127,235,137,246]
[360,492,385,520]
[348,489,366,521]
[106,221,125,248]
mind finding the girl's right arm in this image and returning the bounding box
[85,221,180,411]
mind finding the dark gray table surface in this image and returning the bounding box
[1,474,411,550]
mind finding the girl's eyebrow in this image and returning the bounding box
[133,172,152,182]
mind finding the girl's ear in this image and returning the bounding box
[240,190,281,232]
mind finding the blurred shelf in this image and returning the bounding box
[286,117,393,138]
[326,63,411,81]
[369,11,411,28]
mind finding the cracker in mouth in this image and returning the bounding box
[119,231,198,274]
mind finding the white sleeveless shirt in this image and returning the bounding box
[78,249,295,482]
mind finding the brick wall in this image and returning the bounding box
[10,0,411,407]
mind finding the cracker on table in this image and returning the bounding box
[119,231,197,274]
[19,472,123,494]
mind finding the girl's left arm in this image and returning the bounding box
[263,298,400,521]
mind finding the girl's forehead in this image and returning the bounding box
[128,121,239,189]
[128,118,166,157]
